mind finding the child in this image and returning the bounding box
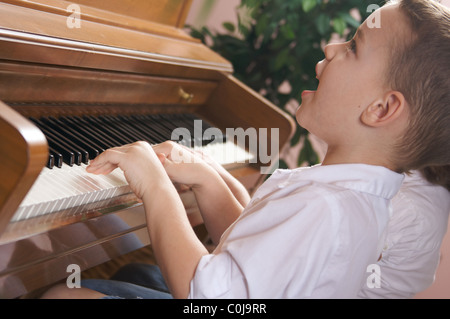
[76,166,450,299]
[42,0,450,299]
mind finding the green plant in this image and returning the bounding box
[188,0,383,168]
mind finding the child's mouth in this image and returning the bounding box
[301,90,316,98]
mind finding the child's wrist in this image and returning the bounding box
[191,164,223,191]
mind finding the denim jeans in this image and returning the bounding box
[81,263,173,299]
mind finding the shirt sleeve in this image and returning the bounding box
[358,178,450,299]
[358,209,441,299]
[188,252,248,299]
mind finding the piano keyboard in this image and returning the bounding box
[30,113,228,169]
[12,113,254,222]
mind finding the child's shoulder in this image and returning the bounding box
[262,164,403,198]
[245,164,403,226]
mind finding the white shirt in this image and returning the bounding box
[188,164,404,299]
[358,171,450,299]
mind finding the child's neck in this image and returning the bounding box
[322,145,397,171]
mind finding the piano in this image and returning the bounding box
[0,0,295,298]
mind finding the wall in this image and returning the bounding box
[186,0,240,32]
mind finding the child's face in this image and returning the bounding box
[296,4,407,147]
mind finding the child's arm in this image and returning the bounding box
[87,141,205,298]
[86,141,243,297]
[153,142,246,244]
[194,148,251,207]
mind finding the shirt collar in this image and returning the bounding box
[273,164,404,200]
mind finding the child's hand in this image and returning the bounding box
[155,142,246,245]
[86,141,168,200]
[152,141,219,189]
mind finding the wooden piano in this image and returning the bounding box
[0,0,295,298]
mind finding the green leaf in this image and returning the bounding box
[302,0,317,13]
[298,136,319,166]
[270,35,288,50]
[255,14,269,37]
[201,26,214,38]
[315,14,330,36]
[278,159,289,169]
[188,28,205,42]
[222,22,236,33]
[280,24,295,40]
[290,131,301,147]
[290,124,304,147]
[241,0,262,10]
[273,48,290,71]
[340,13,361,29]
[332,17,347,36]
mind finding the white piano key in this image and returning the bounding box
[12,163,131,222]
[197,140,255,166]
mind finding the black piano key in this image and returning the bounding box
[114,115,151,144]
[93,115,137,145]
[159,113,205,147]
[126,115,168,144]
[154,114,180,134]
[60,116,115,150]
[49,146,65,168]
[162,114,194,146]
[78,116,125,147]
[171,113,213,146]
[126,114,167,143]
[162,114,188,134]
[47,135,75,166]
[161,114,192,134]
[134,114,168,143]
[180,113,225,145]
[34,112,225,170]
[47,154,54,169]
[42,116,102,160]
[189,115,204,147]
[42,123,89,164]
[105,115,155,144]
[30,118,83,165]
[139,114,175,141]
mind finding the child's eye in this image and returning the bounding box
[347,39,357,54]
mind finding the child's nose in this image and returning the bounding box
[323,43,339,61]
[316,60,325,79]
[317,42,346,78]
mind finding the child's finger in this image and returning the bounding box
[86,162,118,175]
[87,149,124,173]
[159,154,177,179]
[156,153,166,165]
[152,141,174,157]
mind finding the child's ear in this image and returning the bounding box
[360,91,407,127]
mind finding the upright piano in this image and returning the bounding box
[0,0,295,298]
